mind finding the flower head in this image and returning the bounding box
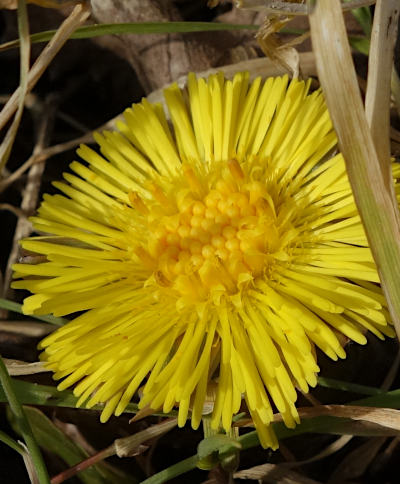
[13,72,397,449]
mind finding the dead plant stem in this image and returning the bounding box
[0,3,90,135]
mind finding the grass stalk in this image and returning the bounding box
[0,0,30,170]
[308,0,400,340]
[0,356,50,483]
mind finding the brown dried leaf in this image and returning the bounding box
[308,0,400,340]
[114,419,177,457]
[3,359,49,375]
[234,463,322,483]
[297,405,400,432]
[256,15,301,76]
[365,0,400,190]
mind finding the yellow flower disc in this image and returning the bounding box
[13,72,398,449]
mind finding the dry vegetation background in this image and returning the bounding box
[0,1,400,483]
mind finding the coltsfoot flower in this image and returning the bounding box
[13,72,398,449]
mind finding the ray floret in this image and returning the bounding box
[13,72,397,449]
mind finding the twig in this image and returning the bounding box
[237,0,376,14]
[56,110,90,134]
[286,435,353,468]
[1,52,317,195]
[2,95,56,300]
[0,117,119,195]
[0,3,90,134]
[382,347,400,391]
[0,0,30,171]
[326,436,387,483]
[300,390,321,407]
[50,419,177,484]
[0,203,28,219]
[0,320,54,337]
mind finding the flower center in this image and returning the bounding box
[131,160,280,302]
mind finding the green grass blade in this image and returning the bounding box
[139,455,198,484]
[0,0,30,169]
[240,388,400,449]
[0,356,50,484]
[351,6,372,37]
[349,35,370,55]
[0,22,258,52]
[317,376,382,395]
[9,407,133,484]
[0,378,179,418]
[4,377,400,483]
[0,298,68,326]
[0,429,26,455]
[343,0,372,36]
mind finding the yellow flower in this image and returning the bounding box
[13,72,397,449]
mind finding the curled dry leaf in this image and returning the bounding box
[256,15,301,77]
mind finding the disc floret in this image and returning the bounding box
[131,159,282,305]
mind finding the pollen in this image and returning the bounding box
[133,160,279,303]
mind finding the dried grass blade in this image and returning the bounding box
[234,463,322,483]
[0,3,90,135]
[280,435,353,468]
[297,405,400,432]
[113,418,177,457]
[0,0,30,170]
[4,359,49,376]
[392,67,400,117]
[308,0,400,340]
[365,0,400,189]
[327,437,387,483]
